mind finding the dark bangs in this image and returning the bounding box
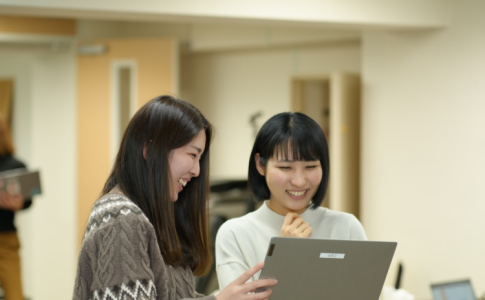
[272,138,321,162]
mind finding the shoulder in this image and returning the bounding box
[84,193,152,240]
[318,207,359,222]
[317,208,366,239]
[219,210,260,230]
[216,211,260,239]
[0,155,26,172]
[76,194,160,298]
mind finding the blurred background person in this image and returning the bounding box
[0,112,32,300]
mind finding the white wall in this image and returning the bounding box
[0,0,449,29]
[361,0,485,298]
[181,41,361,179]
[0,47,77,300]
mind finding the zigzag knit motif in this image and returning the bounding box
[91,279,156,300]
[84,195,147,239]
[73,193,217,300]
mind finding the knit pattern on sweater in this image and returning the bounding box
[72,194,215,300]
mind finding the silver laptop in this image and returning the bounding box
[256,237,397,300]
[0,168,42,199]
[431,279,477,300]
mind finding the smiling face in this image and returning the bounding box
[168,130,206,201]
[255,152,323,215]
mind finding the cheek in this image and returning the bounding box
[309,169,323,186]
[169,158,182,179]
[266,170,287,188]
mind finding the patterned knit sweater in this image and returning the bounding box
[72,193,217,300]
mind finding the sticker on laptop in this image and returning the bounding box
[320,253,345,259]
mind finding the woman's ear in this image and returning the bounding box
[255,153,265,176]
[143,144,147,160]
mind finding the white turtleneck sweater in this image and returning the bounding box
[215,201,367,290]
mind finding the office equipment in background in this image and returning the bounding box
[431,279,477,300]
[395,262,404,289]
[257,237,397,300]
[0,168,42,199]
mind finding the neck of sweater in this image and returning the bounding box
[253,201,324,229]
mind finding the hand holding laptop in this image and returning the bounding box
[215,262,277,300]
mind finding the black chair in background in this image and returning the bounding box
[195,179,254,295]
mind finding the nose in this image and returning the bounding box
[290,170,306,187]
[191,161,201,177]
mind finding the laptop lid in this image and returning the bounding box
[431,279,476,300]
[0,168,42,199]
[257,237,397,300]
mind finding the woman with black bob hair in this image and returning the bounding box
[216,112,367,290]
[73,95,276,300]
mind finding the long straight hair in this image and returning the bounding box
[102,95,212,276]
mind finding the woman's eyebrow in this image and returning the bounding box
[190,145,203,153]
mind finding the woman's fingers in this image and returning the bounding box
[288,217,304,229]
[216,263,277,300]
[292,221,310,237]
[248,288,273,300]
[233,262,265,285]
[244,278,277,295]
[282,214,312,236]
[283,213,299,226]
[302,225,313,238]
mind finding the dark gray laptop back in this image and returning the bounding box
[257,237,397,300]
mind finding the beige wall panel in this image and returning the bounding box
[0,15,75,35]
[329,73,360,218]
[77,38,175,246]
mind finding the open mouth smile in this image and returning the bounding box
[286,190,307,197]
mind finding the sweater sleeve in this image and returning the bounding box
[215,221,252,291]
[348,215,368,240]
[186,292,216,300]
[73,214,158,300]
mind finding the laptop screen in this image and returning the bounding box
[431,279,476,300]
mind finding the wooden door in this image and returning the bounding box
[76,38,178,245]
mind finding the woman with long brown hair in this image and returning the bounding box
[72,95,276,300]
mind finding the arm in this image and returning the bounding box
[215,222,253,290]
[193,292,216,299]
[73,215,158,300]
[214,262,276,300]
[349,215,367,240]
